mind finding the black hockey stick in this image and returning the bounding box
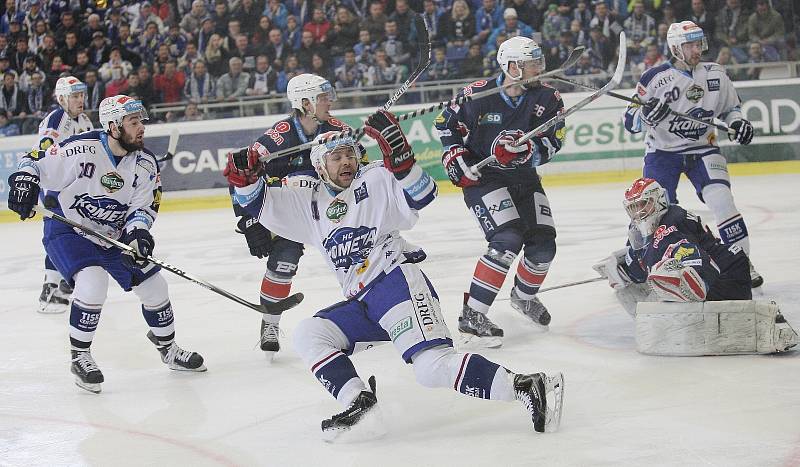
[544,75,736,137]
[155,128,179,165]
[470,33,627,172]
[257,47,586,162]
[495,277,605,300]
[382,14,432,112]
[40,202,303,315]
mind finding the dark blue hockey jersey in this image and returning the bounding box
[435,74,566,185]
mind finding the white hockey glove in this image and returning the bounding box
[647,257,707,302]
[592,248,632,290]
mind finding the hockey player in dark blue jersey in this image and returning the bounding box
[435,36,566,347]
[229,73,367,360]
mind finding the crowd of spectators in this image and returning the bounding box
[0,0,796,135]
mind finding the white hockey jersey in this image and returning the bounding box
[36,107,94,151]
[234,162,438,299]
[624,61,743,154]
[18,130,162,245]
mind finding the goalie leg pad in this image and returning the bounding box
[635,300,799,355]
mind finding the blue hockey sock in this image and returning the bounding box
[69,300,102,349]
[142,302,176,346]
[454,353,515,401]
[311,351,366,406]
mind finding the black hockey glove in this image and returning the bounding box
[728,119,753,145]
[363,110,415,176]
[120,228,154,268]
[641,97,671,126]
[236,215,272,258]
[7,171,40,220]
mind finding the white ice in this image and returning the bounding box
[1,174,798,467]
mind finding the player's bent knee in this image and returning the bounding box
[523,232,556,264]
[132,273,169,308]
[487,229,523,259]
[411,345,459,389]
[293,317,351,367]
[72,266,109,306]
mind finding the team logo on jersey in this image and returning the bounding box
[672,245,699,262]
[100,172,125,193]
[707,79,720,91]
[354,182,369,203]
[667,108,714,140]
[323,226,377,270]
[686,84,705,103]
[38,137,54,151]
[388,317,413,342]
[652,224,678,248]
[64,145,97,157]
[488,198,514,214]
[326,198,348,222]
[479,113,503,124]
[69,193,128,228]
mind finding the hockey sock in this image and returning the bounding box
[514,259,550,299]
[468,255,512,313]
[260,270,291,321]
[69,299,101,349]
[718,214,751,255]
[311,351,366,407]
[142,301,176,346]
[454,353,515,401]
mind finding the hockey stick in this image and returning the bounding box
[256,47,586,162]
[382,14,432,112]
[469,33,627,173]
[543,75,736,136]
[39,203,303,315]
[155,128,180,164]
[496,277,606,300]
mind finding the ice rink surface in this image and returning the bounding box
[1,174,799,467]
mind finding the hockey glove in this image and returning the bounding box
[236,215,272,258]
[223,145,265,188]
[491,130,533,167]
[120,228,154,268]
[442,146,480,188]
[647,257,707,302]
[363,110,415,176]
[7,171,40,220]
[641,97,671,126]
[728,119,753,145]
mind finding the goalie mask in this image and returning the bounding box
[497,36,545,81]
[624,178,669,237]
[666,21,708,68]
[310,131,362,192]
[287,73,337,117]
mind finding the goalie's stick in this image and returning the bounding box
[256,47,586,162]
[544,75,736,137]
[470,33,627,173]
[40,203,303,316]
[496,277,606,300]
[155,128,180,164]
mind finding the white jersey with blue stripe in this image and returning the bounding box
[17,130,162,246]
[234,161,438,299]
[36,108,94,151]
[623,61,743,154]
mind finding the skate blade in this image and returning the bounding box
[263,350,277,363]
[322,406,387,443]
[168,363,208,372]
[38,301,68,314]
[544,372,564,433]
[74,379,101,394]
[459,332,502,349]
[510,305,550,331]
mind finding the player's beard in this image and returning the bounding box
[118,126,144,153]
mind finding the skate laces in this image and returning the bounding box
[463,307,499,333]
[261,322,281,343]
[166,343,194,364]
[73,352,99,372]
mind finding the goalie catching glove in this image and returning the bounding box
[647,257,708,302]
[363,110,415,176]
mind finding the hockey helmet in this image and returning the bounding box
[497,36,545,81]
[287,73,337,115]
[666,21,707,66]
[54,76,87,111]
[623,177,669,236]
[98,95,148,133]
[310,131,360,191]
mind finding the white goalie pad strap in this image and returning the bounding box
[635,300,799,356]
[647,258,707,302]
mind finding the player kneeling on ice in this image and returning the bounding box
[6,95,206,394]
[593,178,797,356]
[225,110,564,441]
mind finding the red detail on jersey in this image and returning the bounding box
[250,141,270,158]
[273,121,291,133]
[265,128,285,145]
[463,80,488,97]
[652,225,678,248]
[328,117,348,129]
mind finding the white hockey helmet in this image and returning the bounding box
[666,21,708,66]
[287,73,337,115]
[623,177,669,236]
[310,131,359,191]
[98,95,149,133]
[54,76,87,109]
[497,36,545,81]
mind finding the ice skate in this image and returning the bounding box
[70,349,103,394]
[749,262,763,288]
[510,288,551,329]
[38,280,71,314]
[147,331,207,372]
[458,299,503,348]
[260,319,280,361]
[321,376,386,443]
[514,372,564,433]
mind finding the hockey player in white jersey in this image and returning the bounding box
[7,95,206,393]
[623,21,762,287]
[225,110,564,441]
[35,76,95,313]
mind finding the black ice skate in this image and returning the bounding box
[70,349,104,394]
[510,289,551,328]
[38,280,71,314]
[260,319,280,360]
[514,372,564,433]
[749,262,764,288]
[321,376,385,443]
[147,331,207,372]
[459,294,503,348]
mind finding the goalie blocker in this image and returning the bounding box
[636,300,798,356]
